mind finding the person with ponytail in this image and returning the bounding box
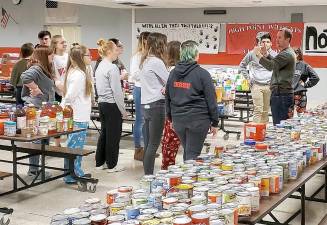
[95,39,127,172]
[61,45,93,184]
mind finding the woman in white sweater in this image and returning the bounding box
[61,44,93,184]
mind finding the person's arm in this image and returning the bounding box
[165,74,172,121]
[239,52,252,80]
[153,59,169,85]
[110,67,127,116]
[202,71,219,127]
[259,51,293,72]
[21,68,43,96]
[10,63,19,86]
[129,55,141,83]
[304,64,320,88]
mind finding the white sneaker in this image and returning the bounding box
[95,165,108,170]
[107,166,126,173]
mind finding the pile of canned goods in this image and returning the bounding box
[50,107,327,225]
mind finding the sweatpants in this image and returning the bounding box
[173,119,211,161]
[142,100,165,175]
[96,102,122,169]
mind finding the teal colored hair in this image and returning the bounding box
[180,40,199,62]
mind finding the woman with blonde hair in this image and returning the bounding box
[129,31,150,161]
[95,39,127,172]
[61,44,93,183]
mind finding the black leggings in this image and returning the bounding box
[96,102,122,168]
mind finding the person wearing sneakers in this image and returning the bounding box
[50,35,69,148]
[21,45,56,179]
[239,32,277,124]
[129,32,150,161]
[95,39,127,172]
[61,45,93,184]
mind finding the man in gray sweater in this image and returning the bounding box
[254,27,296,125]
[239,32,277,123]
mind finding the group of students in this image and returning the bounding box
[10,30,219,180]
[97,32,219,175]
[11,31,93,183]
[239,28,319,126]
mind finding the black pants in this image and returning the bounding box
[173,119,210,161]
[96,102,122,168]
[270,91,294,125]
[15,86,24,106]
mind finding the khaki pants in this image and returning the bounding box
[251,83,271,123]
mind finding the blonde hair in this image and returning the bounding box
[64,44,93,97]
[50,35,63,54]
[97,38,116,58]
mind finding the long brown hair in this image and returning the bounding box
[28,45,53,78]
[50,35,63,55]
[64,45,93,97]
[136,32,150,54]
[167,41,181,67]
[140,32,167,68]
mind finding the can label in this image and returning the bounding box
[126,208,140,220]
[269,175,280,194]
[148,194,163,210]
[260,177,270,197]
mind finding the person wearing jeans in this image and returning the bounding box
[140,33,169,175]
[255,28,296,125]
[239,32,277,123]
[166,40,219,161]
[129,32,150,161]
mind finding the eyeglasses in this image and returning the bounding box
[117,45,123,48]
[84,54,91,57]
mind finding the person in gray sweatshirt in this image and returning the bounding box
[21,45,56,179]
[140,33,169,175]
[239,32,277,123]
[95,39,127,172]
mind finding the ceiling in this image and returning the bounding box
[57,0,327,8]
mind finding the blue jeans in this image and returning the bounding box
[64,122,88,182]
[270,91,294,125]
[133,86,143,148]
[29,139,49,173]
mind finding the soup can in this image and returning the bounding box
[166,174,182,190]
[236,192,251,217]
[125,207,140,220]
[162,197,178,210]
[110,203,125,216]
[247,187,260,212]
[140,175,155,193]
[176,184,193,199]
[191,213,210,225]
[73,218,91,225]
[107,215,125,224]
[222,190,236,204]
[269,173,280,194]
[132,194,148,207]
[148,193,163,210]
[260,175,270,197]
[248,177,261,189]
[218,209,234,225]
[191,195,207,205]
[173,216,192,225]
[89,214,107,225]
[187,205,207,216]
[288,160,298,180]
[208,189,222,205]
[118,186,133,199]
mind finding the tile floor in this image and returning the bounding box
[0,122,326,225]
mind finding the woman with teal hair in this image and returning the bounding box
[165,40,219,161]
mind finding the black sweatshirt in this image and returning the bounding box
[292,61,320,93]
[166,61,219,127]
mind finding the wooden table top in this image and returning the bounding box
[239,158,327,224]
[0,128,86,142]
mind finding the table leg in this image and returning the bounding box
[301,184,306,225]
[41,139,46,181]
[11,140,17,190]
[325,166,327,202]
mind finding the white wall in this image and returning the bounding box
[0,0,133,68]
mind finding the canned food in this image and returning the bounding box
[154,211,173,219]
[173,216,192,225]
[89,214,107,225]
[236,192,251,217]
[247,187,260,212]
[218,209,234,225]
[140,175,155,193]
[191,213,210,225]
[176,184,193,199]
[110,203,125,215]
[221,163,234,171]
[125,207,140,220]
[148,193,162,210]
[141,208,159,215]
[132,194,148,207]
[137,214,154,222]
[162,197,178,210]
[118,186,133,198]
[166,174,182,189]
[269,173,280,194]
[222,190,236,204]
[188,204,207,216]
[170,206,187,216]
[107,215,125,223]
[72,218,91,225]
[288,160,298,180]
[107,190,118,205]
[191,195,207,205]
[260,175,270,197]
[208,189,222,205]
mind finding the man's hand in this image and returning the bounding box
[120,70,128,81]
[254,46,263,58]
[210,126,218,137]
[30,86,43,97]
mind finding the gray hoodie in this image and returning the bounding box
[21,65,55,108]
[239,49,277,84]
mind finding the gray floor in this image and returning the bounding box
[0,122,326,225]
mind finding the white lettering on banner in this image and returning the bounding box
[304,23,327,56]
[135,23,221,54]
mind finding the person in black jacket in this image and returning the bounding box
[166,40,218,161]
[291,47,320,116]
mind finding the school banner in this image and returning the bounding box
[135,23,221,54]
[303,23,327,56]
[226,23,304,54]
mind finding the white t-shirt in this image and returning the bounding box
[53,53,69,83]
[61,68,92,122]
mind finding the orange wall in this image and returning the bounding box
[2,47,327,68]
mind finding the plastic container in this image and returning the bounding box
[244,123,266,142]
